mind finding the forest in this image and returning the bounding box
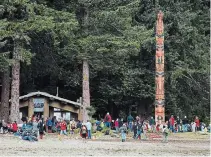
[0,0,210,123]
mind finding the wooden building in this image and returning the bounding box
[19,91,83,120]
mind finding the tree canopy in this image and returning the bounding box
[0,0,209,122]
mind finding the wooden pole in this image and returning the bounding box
[82,59,90,122]
[155,11,165,125]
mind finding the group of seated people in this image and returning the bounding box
[0,120,18,134]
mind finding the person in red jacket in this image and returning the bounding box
[12,121,18,133]
[194,116,200,131]
[60,119,67,136]
[104,112,112,128]
[169,115,175,132]
[114,118,119,133]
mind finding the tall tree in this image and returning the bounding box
[0,0,78,122]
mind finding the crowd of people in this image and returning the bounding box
[0,113,210,143]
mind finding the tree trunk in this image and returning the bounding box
[0,68,10,122]
[82,60,90,122]
[10,60,20,123]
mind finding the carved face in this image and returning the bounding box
[156,37,164,45]
[155,106,164,116]
[157,11,163,20]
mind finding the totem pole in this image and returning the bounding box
[82,59,90,122]
[155,11,165,124]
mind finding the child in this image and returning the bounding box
[80,124,88,142]
[119,124,127,142]
[162,125,169,143]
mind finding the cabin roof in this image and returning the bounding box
[19,91,82,107]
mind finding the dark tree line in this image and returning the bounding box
[0,0,209,123]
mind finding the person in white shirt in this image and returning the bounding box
[191,122,196,132]
[86,120,92,139]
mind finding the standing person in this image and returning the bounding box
[191,121,196,132]
[176,116,181,132]
[32,118,39,137]
[119,124,127,142]
[182,116,188,132]
[86,120,92,139]
[38,119,44,139]
[133,122,137,139]
[77,120,82,129]
[194,116,200,131]
[104,113,112,128]
[149,117,155,132]
[127,114,134,131]
[136,116,140,123]
[47,118,53,133]
[70,118,76,135]
[60,119,67,137]
[136,121,142,140]
[80,124,88,142]
[56,119,61,139]
[169,115,175,133]
[114,118,119,133]
[162,125,169,143]
[118,118,123,128]
[142,122,148,140]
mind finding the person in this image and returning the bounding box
[119,124,127,142]
[47,118,53,133]
[77,120,82,129]
[136,121,142,140]
[176,116,181,132]
[169,115,175,133]
[60,119,67,137]
[149,117,155,132]
[100,120,104,128]
[162,125,169,143]
[182,116,188,132]
[133,122,137,139]
[127,114,134,131]
[70,118,76,134]
[118,118,123,128]
[32,118,39,137]
[194,116,200,131]
[191,121,196,132]
[142,122,148,140]
[86,120,92,139]
[2,120,7,133]
[114,118,119,133]
[12,121,18,133]
[80,124,88,142]
[7,122,13,133]
[38,119,44,139]
[22,121,27,130]
[104,113,112,128]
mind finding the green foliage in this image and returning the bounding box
[86,106,96,118]
[1,0,209,122]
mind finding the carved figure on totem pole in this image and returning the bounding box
[155,76,164,95]
[156,11,164,36]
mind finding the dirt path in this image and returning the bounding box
[0,133,210,156]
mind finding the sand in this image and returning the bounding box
[0,132,210,156]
